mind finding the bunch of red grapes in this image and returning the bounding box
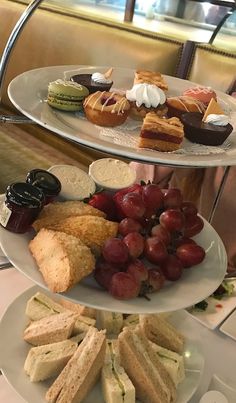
[89,183,205,300]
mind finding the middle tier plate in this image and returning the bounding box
[0,202,227,313]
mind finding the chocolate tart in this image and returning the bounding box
[70,74,113,94]
[181,112,233,146]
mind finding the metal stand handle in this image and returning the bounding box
[208,166,231,224]
[0,0,43,122]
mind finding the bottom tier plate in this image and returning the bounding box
[0,286,204,403]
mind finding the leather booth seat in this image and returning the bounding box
[0,0,184,108]
[187,44,236,93]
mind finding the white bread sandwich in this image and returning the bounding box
[102,340,135,403]
[46,326,106,403]
[72,315,96,335]
[24,339,78,382]
[24,312,77,346]
[59,298,96,318]
[96,310,123,335]
[123,314,139,328]
[139,314,184,354]
[118,325,176,403]
[29,229,95,293]
[149,342,185,386]
[25,292,71,321]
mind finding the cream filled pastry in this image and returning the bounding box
[126,83,167,120]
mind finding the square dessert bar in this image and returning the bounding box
[134,70,168,91]
[139,112,184,152]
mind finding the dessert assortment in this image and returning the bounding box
[0,160,207,302]
[22,290,187,403]
[46,68,234,152]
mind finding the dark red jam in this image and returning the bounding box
[101,97,116,106]
[0,183,45,233]
[26,169,61,204]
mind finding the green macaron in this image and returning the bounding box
[47,79,89,111]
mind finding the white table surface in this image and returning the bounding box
[0,268,236,403]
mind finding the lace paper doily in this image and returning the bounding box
[76,110,236,156]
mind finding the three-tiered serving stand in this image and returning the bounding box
[0,1,235,401]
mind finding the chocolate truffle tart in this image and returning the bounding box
[181,112,233,146]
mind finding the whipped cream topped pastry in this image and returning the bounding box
[126,83,166,108]
[92,72,112,84]
[204,114,229,126]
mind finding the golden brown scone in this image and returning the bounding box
[33,201,105,232]
[29,229,95,293]
[59,299,96,319]
[33,215,118,254]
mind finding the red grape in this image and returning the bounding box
[181,201,198,217]
[183,215,204,238]
[118,218,142,236]
[120,192,146,219]
[94,261,120,290]
[173,236,196,248]
[123,232,145,259]
[176,243,205,268]
[151,224,171,245]
[159,209,185,232]
[160,255,183,281]
[163,188,183,209]
[113,184,143,219]
[102,238,129,264]
[144,237,168,264]
[142,184,164,210]
[127,259,148,283]
[147,269,165,292]
[109,272,140,300]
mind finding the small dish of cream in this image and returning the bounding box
[89,158,136,191]
[48,165,96,200]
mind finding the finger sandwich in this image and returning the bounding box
[96,310,123,335]
[102,340,135,403]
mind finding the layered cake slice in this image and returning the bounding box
[139,112,184,152]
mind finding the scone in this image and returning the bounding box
[83,91,130,127]
[167,95,206,118]
[32,200,105,232]
[139,112,184,152]
[29,229,95,292]
[33,215,118,255]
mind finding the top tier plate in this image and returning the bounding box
[8,65,236,168]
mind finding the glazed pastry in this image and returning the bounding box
[126,83,168,120]
[139,112,184,152]
[71,68,113,94]
[166,95,206,118]
[83,91,130,127]
[181,99,233,146]
[134,69,168,91]
[47,79,89,111]
[183,86,217,105]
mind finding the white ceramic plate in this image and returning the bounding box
[186,280,236,330]
[220,308,236,341]
[0,197,227,314]
[0,285,204,403]
[8,65,236,168]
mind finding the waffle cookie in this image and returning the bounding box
[139,112,184,152]
[134,70,168,91]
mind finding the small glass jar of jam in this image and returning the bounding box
[26,169,61,205]
[0,183,45,233]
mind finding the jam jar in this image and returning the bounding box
[26,169,61,204]
[0,183,45,233]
